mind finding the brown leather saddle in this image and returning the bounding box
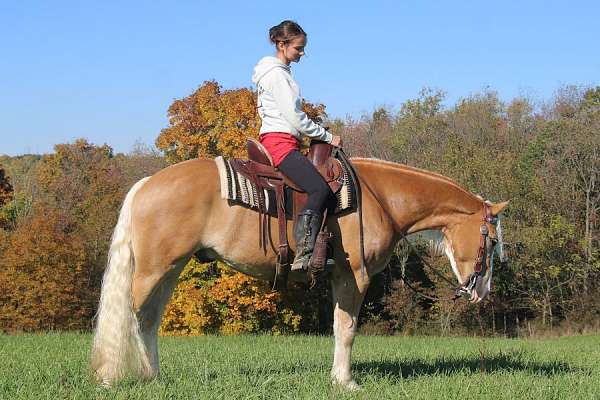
[228,138,345,289]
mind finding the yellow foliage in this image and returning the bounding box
[155,80,328,164]
[156,80,327,335]
[155,81,260,163]
[160,260,302,336]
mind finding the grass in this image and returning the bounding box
[1,333,599,399]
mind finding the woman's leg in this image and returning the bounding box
[278,150,336,271]
[278,150,336,213]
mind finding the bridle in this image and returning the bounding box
[396,201,500,302]
[456,202,499,299]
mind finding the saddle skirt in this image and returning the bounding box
[215,139,356,219]
[215,153,355,218]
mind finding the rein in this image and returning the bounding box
[396,235,463,302]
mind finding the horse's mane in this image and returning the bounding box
[351,157,483,205]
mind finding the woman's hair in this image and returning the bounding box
[269,20,306,45]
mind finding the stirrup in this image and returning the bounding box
[290,255,309,271]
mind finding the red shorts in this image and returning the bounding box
[259,132,300,167]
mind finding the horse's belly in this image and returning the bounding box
[218,257,275,280]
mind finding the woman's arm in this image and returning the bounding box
[266,70,333,143]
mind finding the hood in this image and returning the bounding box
[252,56,290,85]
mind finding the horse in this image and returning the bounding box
[90,156,508,389]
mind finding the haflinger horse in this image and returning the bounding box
[90,156,508,389]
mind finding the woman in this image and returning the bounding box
[252,20,342,272]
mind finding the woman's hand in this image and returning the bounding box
[330,135,343,147]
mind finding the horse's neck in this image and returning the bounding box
[356,159,482,234]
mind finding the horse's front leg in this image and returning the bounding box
[330,267,368,390]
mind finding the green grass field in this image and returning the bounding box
[1,333,599,399]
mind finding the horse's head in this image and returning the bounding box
[442,200,509,303]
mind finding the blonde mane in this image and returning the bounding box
[351,157,483,204]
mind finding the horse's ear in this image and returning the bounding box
[490,201,509,216]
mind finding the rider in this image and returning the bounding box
[252,20,342,272]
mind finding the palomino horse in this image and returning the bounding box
[91,157,508,389]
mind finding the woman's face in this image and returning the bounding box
[277,35,306,64]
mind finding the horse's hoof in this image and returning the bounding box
[333,378,361,391]
[344,380,361,391]
[99,378,113,388]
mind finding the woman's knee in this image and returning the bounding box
[308,185,335,212]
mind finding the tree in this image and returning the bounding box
[0,166,12,206]
[156,80,328,163]
[0,140,127,331]
[0,209,89,331]
[155,81,260,162]
[160,260,302,335]
[0,166,13,229]
[156,80,330,335]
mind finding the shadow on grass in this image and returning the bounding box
[354,351,587,380]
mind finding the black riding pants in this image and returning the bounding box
[278,150,336,214]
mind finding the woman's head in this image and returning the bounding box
[269,20,307,65]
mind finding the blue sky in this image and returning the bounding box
[1,0,598,156]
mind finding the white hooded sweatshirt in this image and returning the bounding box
[251,56,332,143]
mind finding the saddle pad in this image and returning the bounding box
[214,156,354,216]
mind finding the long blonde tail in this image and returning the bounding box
[91,177,152,385]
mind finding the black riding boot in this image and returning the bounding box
[291,210,322,271]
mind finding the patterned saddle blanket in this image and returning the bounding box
[214,155,356,218]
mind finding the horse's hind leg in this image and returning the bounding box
[330,268,368,390]
[131,258,188,376]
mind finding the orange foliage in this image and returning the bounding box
[301,101,327,125]
[155,80,328,163]
[0,208,90,331]
[156,81,260,163]
[0,166,12,207]
[160,260,302,335]
[156,80,329,335]
[0,166,13,229]
[0,140,126,332]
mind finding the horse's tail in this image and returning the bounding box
[91,177,152,385]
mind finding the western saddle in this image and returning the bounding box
[228,138,345,289]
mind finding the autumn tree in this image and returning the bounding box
[0,155,41,230]
[0,166,12,206]
[115,141,168,188]
[0,165,13,229]
[0,140,126,331]
[0,208,89,331]
[156,80,327,163]
[160,260,303,335]
[156,80,330,335]
[155,81,260,162]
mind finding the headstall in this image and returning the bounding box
[457,202,499,298]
